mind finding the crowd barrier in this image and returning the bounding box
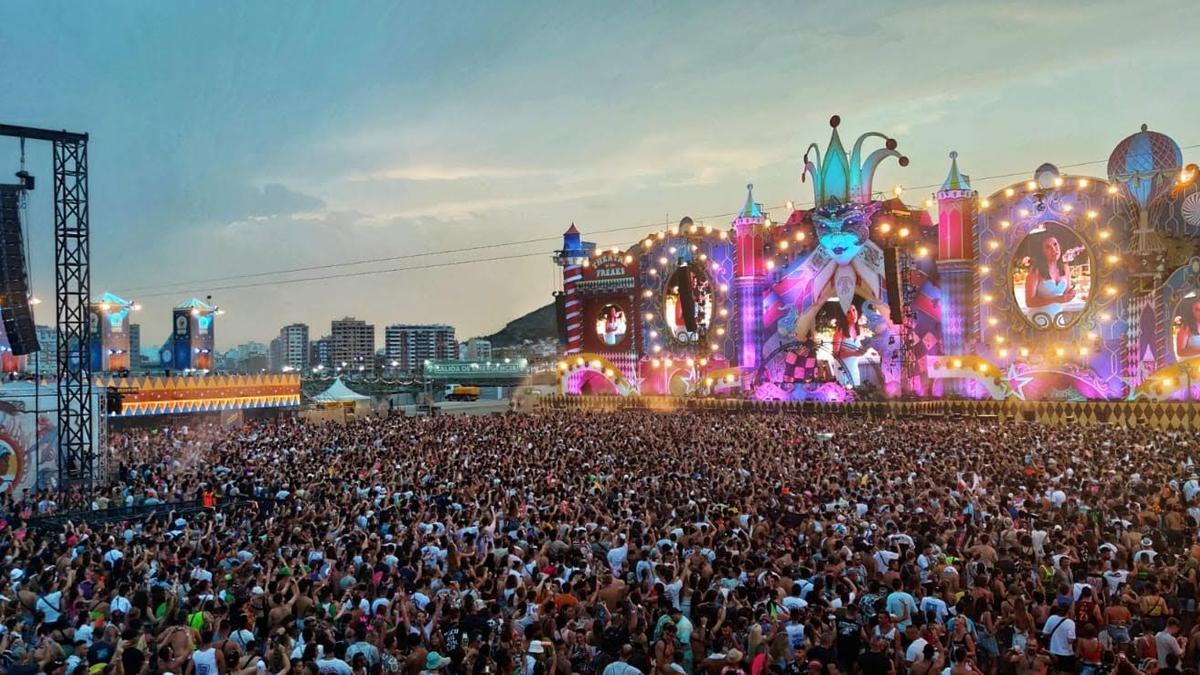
[26,496,269,532]
[535,395,1200,429]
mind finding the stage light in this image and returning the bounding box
[686,358,695,367]
[653,344,663,353]
[652,359,661,368]
[1087,210,1098,219]
[893,185,903,196]
[999,348,1009,358]
[669,246,677,254]
[1020,347,1030,357]
[699,358,708,366]
[711,262,720,272]
[1000,220,1011,229]
[719,283,729,293]
[557,361,567,371]
[719,308,729,317]
[982,293,994,303]
[1099,230,1111,240]
[898,227,910,238]
[796,231,806,241]
[1026,181,1038,191]
[1163,377,1174,388]
[724,373,733,382]
[917,246,929,257]
[1086,331,1097,341]
[704,225,713,234]
[716,327,725,336]
[952,358,963,369]
[664,358,674,367]
[1079,347,1090,357]
[1105,286,1117,296]
[1078,178,1089,188]
[988,240,1000,251]
[575,357,585,366]
[604,368,614,377]
[1101,312,1112,321]
[711,344,720,352]
[764,219,773,228]
[643,290,653,298]
[29,296,41,306]
[689,224,698,234]
[779,240,789,251]
[624,255,633,264]
[980,198,991,209]
[988,317,999,326]
[1183,168,1197,183]
[879,222,892,233]
[669,227,679,235]
[648,268,657,276]
[649,330,658,339]
[995,335,1005,344]
[644,312,654,321]
[700,253,708,261]
[977,363,989,373]
[705,377,714,387]
[611,247,620,254]
[924,198,934,209]
[131,303,142,311]
[766,260,776,270]
[1062,204,1073,212]
[581,259,590,268]
[979,265,991,274]
[1107,254,1120,264]
[1054,177,1064,187]
[191,308,200,316]
[658,257,668,266]
[1019,209,1030,217]
[644,238,654,248]
[1005,188,1016,197]
[1055,346,1066,357]
[1107,185,1119,194]
[719,231,728,239]
[99,303,111,312]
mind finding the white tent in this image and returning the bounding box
[311,377,370,403]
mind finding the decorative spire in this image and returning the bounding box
[803,115,908,207]
[738,183,763,220]
[564,222,579,235]
[940,151,972,192]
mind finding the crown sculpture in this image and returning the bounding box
[794,116,909,318]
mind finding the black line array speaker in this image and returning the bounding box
[0,185,39,356]
[883,246,903,326]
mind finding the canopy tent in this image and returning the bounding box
[310,377,370,403]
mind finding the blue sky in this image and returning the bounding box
[2,0,1197,348]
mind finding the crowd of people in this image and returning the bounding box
[3,410,1200,675]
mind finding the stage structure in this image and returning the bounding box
[0,124,96,488]
[90,292,139,373]
[554,116,1200,402]
[159,297,218,371]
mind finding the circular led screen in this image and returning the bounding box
[1011,222,1092,329]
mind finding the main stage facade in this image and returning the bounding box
[554,117,1200,402]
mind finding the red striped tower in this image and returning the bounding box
[558,224,586,354]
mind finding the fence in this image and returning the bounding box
[27,496,268,532]
[535,395,1200,429]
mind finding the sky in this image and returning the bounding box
[2,0,1198,350]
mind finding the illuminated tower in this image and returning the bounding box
[556,224,587,355]
[935,151,979,360]
[733,184,766,370]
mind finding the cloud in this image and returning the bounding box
[197,182,326,225]
[346,165,547,183]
